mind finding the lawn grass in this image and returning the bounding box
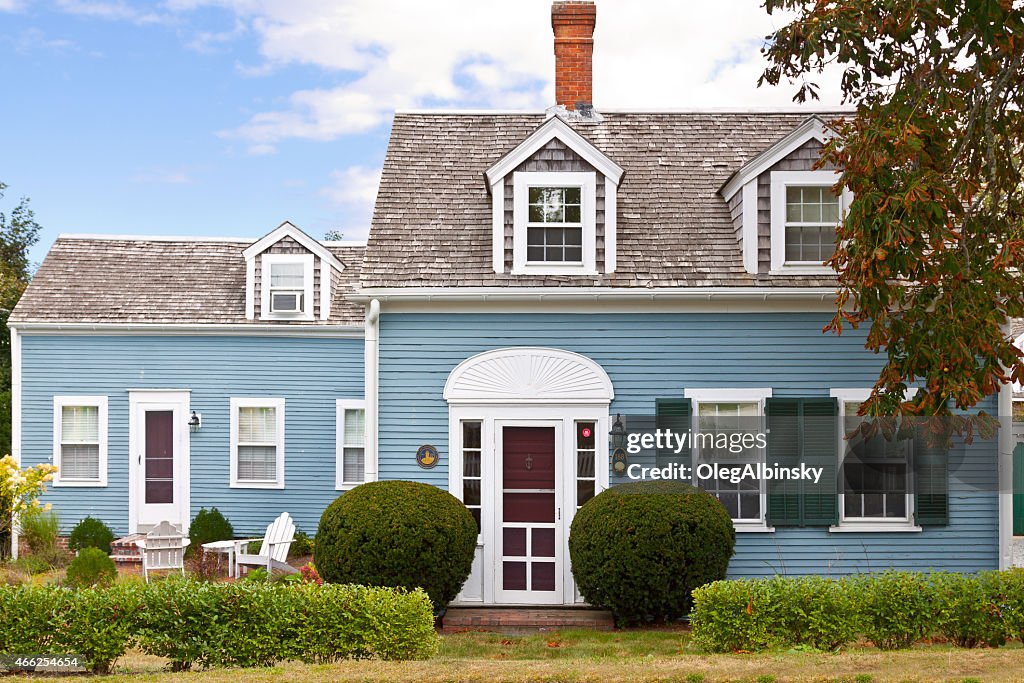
[30,630,1018,683]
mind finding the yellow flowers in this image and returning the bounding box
[1,455,58,540]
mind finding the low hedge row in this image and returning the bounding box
[0,580,438,673]
[691,569,1024,653]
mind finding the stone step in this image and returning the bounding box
[442,607,615,633]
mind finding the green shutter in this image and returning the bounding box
[914,426,950,526]
[1013,443,1024,536]
[655,398,692,470]
[766,398,802,526]
[766,397,839,527]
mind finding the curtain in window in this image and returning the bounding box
[238,406,277,481]
[61,406,99,479]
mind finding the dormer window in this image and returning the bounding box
[260,253,313,320]
[513,172,596,275]
[769,170,848,274]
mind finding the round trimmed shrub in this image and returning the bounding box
[569,480,735,623]
[315,481,477,609]
[66,547,117,588]
[68,516,115,555]
[187,507,234,557]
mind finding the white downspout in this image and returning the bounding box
[10,327,21,560]
[999,323,1014,569]
[364,299,380,483]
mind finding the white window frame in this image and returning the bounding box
[512,171,597,276]
[229,397,285,489]
[52,396,108,487]
[770,170,851,274]
[260,253,314,321]
[829,388,921,533]
[685,388,773,532]
[336,399,367,490]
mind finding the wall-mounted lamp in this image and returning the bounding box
[610,414,628,475]
[188,411,202,433]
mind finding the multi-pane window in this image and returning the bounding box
[695,402,762,521]
[784,185,840,263]
[841,401,910,520]
[462,421,482,532]
[231,398,284,488]
[576,421,596,509]
[526,187,583,263]
[337,402,365,488]
[268,261,306,313]
[59,405,101,481]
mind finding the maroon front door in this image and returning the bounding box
[499,426,560,602]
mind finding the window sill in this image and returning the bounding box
[335,483,365,491]
[511,267,599,276]
[53,479,107,488]
[229,481,285,490]
[734,524,775,533]
[769,265,835,276]
[260,314,314,322]
[829,523,922,533]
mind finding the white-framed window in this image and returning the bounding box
[260,253,314,320]
[770,170,850,273]
[336,399,366,489]
[230,397,285,489]
[512,171,597,275]
[686,388,773,531]
[52,396,108,487]
[830,389,920,532]
[461,420,483,533]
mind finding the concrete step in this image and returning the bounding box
[442,607,615,633]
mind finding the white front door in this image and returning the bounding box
[495,421,564,605]
[129,391,190,532]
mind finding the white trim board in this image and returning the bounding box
[52,395,109,488]
[9,323,364,337]
[720,116,833,201]
[242,221,345,273]
[484,116,624,185]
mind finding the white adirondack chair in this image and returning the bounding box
[231,512,299,578]
[136,521,190,582]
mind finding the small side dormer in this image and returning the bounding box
[242,222,345,322]
[485,115,624,277]
[721,116,850,276]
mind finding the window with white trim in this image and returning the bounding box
[230,398,285,488]
[688,389,772,528]
[837,396,912,523]
[770,170,848,272]
[512,171,596,275]
[462,421,482,532]
[53,396,108,486]
[260,254,314,320]
[336,400,366,488]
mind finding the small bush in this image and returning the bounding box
[691,579,779,652]
[1000,568,1024,643]
[59,583,141,673]
[290,528,314,558]
[773,575,859,651]
[934,571,1007,648]
[65,547,117,589]
[855,571,937,650]
[569,480,735,623]
[187,508,234,556]
[68,516,115,554]
[316,481,477,610]
[20,511,67,567]
[135,577,224,671]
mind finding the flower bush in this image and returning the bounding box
[0,455,57,557]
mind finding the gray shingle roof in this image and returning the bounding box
[363,111,845,288]
[11,238,365,326]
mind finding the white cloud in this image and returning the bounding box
[55,0,173,25]
[0,0,23,12]
[318,166,382,238]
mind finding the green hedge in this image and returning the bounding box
[691,569,1024,653]
[0,580,438,673]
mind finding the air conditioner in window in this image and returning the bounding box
[270,290,304,313]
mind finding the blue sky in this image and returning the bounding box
[0,0,841,265]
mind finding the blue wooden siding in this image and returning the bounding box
[378,312,999,577]
[21,335,364,536]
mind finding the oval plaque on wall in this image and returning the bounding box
[416,444,439,469]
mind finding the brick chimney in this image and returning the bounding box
[551,1,596,111]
